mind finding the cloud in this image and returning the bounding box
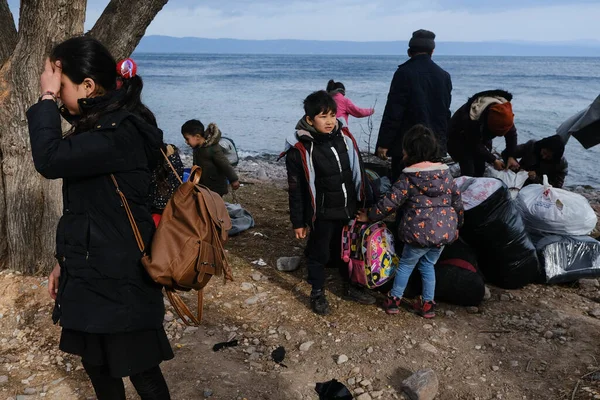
[7,0,600,42]
[144,1,600,42]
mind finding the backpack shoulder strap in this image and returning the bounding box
[111,174,145,253]
[160,148,183,184]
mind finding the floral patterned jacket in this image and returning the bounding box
[368,162,464,248]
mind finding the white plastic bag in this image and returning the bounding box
[487,169,530,199]
[516,176,597,236]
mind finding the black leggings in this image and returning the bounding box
[83,361,171,400]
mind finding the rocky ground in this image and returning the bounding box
[1,161,600,400]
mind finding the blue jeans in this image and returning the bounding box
[390,244,444,302]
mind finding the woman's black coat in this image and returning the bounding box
[27,99,165,334]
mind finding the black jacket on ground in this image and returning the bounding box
[376,54,452,157]
[27,98,165,334]
[447,89,518,165]
[285,121,359,229]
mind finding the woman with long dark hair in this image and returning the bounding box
[27,36,172,399]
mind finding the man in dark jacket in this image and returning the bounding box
[376,29,453,181]
[282,91,375,315]
[447,89,520,177]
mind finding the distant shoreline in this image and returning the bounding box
[135,36,600,58]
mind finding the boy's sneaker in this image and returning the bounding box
[408,297,436,319]
[310,289,330,315]
[383,295,402,315]
[343,283,377,305]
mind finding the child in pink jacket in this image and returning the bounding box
[327,80,374,126]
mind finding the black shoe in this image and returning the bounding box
[343,283,377,305]
[310,289,331,315]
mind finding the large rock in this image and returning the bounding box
[277,256,302,272]
[401,369,439,400]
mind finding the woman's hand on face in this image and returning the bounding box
[48,263,61,300]
[40,58,62,96]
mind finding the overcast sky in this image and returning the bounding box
[7,0,600,42]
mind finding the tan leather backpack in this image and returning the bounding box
[112,163,233,326]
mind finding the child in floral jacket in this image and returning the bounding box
[358,124,464,318]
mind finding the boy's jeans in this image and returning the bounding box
[390,244,444,301]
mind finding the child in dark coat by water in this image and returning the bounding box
[358,125,464,318]
[181,119,240,196]
[282,90,376,315]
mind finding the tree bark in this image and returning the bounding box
[0,0,17,66]
[0,0,86,273]
[0,0,168,274]
[88,0,168,60]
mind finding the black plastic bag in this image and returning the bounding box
[405,239,486,306]
[315,379,352,400]
[460,185,540,289]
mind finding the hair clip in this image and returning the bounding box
[116,58,137,79]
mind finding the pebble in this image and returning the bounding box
[203,388,214,398]
[276,257,302,272]
[366,347,374,354]
[510,361,519,367]
[360,379,371,387]
[240,282,254,291]
[500,294,510,301]
[467,307,479,314]
[492,365,500,372]
[23,388,36,395]
[419,342,438,354]
[356,394,372,400]
[589,308,600,319]
[348,377,356,386]
[244,293,268,305]
[251,272,263,282]
[371,391,384,399]
[0,375,7,384]
[299,341,314,352]
[544,331,554,339]
[444,310,456,317]
[354,388,365,394]
[423,324,433,330]
[337,354,349,364]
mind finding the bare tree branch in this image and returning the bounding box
[0,0,17,66]
[88,0,168,60]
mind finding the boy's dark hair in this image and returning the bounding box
[402,124,439,166]
[51,36,157,132]
[303,90,337,119]
[181,119,205,137]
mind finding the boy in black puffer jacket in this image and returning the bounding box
[281,90,375,315]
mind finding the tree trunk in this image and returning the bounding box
[0,0,168,273]
[88,0,168,60]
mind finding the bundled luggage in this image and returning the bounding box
[405,239,486,306]
[457,177,541,289]
[516,176,597,236]
[533,234,600,284]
